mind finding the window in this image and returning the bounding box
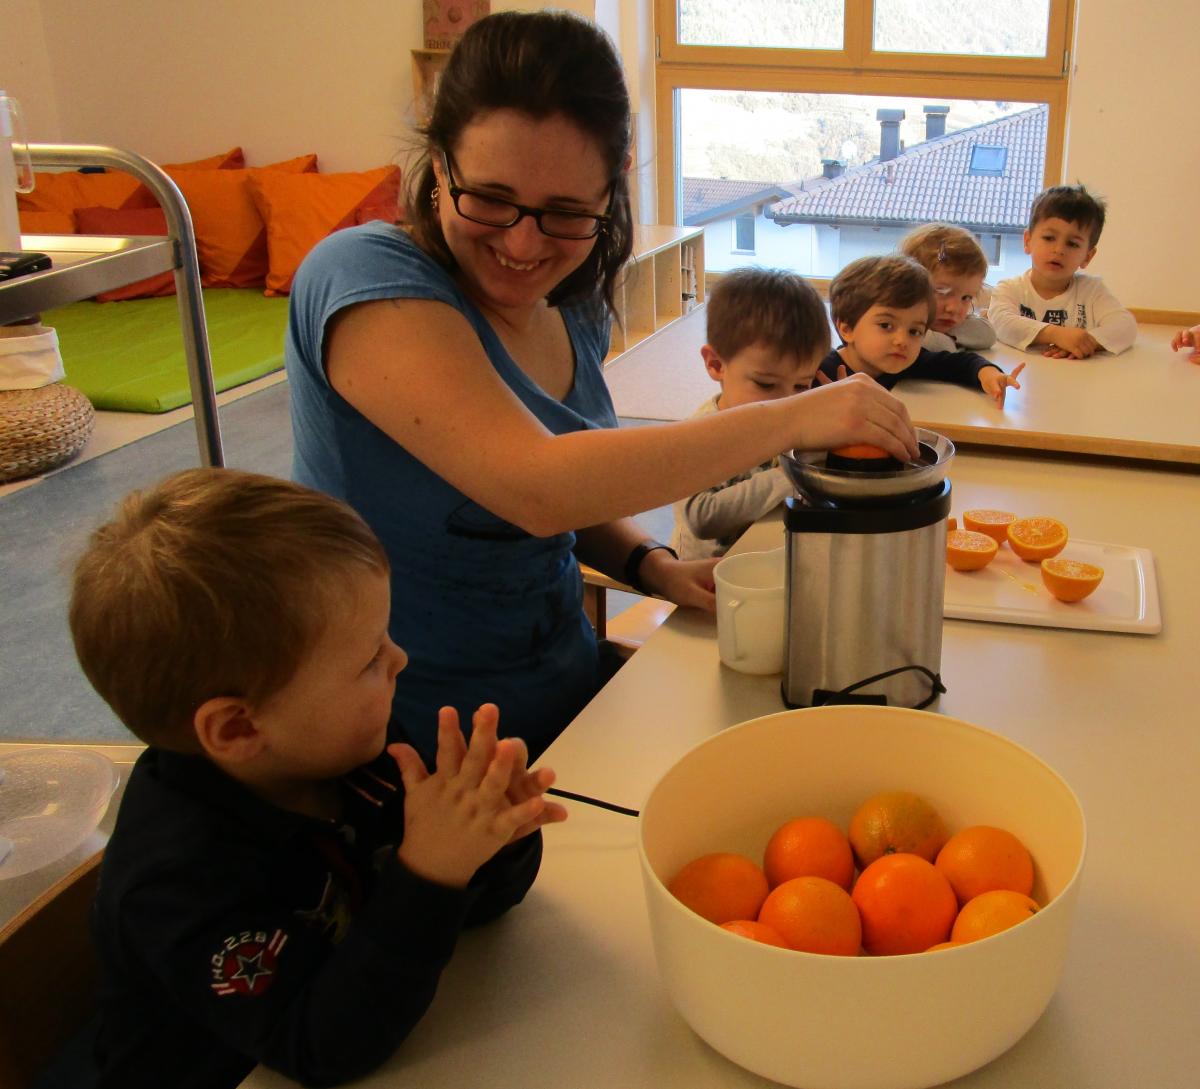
[733,211,756,253]
[974,232,1004,265]
[968,145,1008,176]
[656,0,1072,279]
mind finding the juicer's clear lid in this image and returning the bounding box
[782,428,955,503]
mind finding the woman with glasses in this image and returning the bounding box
[285,10,918,761]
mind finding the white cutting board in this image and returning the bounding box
[944,538,1161,634]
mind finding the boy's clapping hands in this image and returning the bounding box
[390,703,568,887]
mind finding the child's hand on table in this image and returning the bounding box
[1042,326,1100,358]
[980,362,1024,408]
[390,703,566,887]
[1170,325,1200,363]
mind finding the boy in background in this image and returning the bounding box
[820,255,1022,406]
[989,184,1137,357]
[67,469,566,1089]
[898,223,996,352]
[671,267,829,561]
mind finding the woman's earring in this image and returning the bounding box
[431,184,441,212]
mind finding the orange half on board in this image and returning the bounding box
[946,529,999,571]
[1007,517,1068,562]
[1041,557,1104,602]
[962,509,1017,544]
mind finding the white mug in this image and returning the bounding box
[714,547,786,675]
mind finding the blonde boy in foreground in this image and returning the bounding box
[899,223,997,352]
[65,469,565,1089]
[671,267,830,561]
[989,184,1137,358]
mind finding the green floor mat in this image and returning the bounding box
[43,288,290,413]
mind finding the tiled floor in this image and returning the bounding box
[0,380,672,744]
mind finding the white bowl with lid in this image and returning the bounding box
[0,747,119,878]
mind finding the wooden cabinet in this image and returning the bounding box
[607,225,705,363]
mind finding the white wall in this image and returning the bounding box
[1065,0,1198,311]
[1,0,60,140]
[3,0,1195,308]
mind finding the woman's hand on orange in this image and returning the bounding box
[794,371,919,462]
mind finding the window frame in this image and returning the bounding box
[654,0,1075,224]
[732,210,757,254]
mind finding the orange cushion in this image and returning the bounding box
[75,207,176,301]
[15,149,247,226]
[167,155,319,289]
[17,170,154,218]
[162,147,245,171]
[247,165,403,295]
[18,209,75,234]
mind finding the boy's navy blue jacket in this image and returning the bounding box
[817,346,1003,390]
[85,740,541,1088]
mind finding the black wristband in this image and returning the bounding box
[623,541,678,594]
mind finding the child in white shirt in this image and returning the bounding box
[989,184,1136,357]
[671,268,829,561]
[898,223,996,354]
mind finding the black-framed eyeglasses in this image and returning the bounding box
[440,150,611,240]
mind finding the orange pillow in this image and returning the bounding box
[17,170,154,218]
[167,155,319,289]
[15,149,246,225]
[247,165,403,295]
[18,209,75,234]
[162,147,245,171]
[75,207,176,301]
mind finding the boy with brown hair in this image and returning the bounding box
[898,223,997,352]
[989,183,1137,357]
[671,266,830,560]
[819,254,1023,406]
[66,468,565,1089]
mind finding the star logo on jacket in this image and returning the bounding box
[210,928,289,997]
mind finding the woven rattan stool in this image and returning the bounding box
[0,383,96,483]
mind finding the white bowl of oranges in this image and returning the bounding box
[638,705,1086,1089]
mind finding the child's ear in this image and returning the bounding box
[1022,228,1033,255]
[835,319,856,345]
[193,697,265,765]
[1080,246,1097,269]
[700,344,726,383]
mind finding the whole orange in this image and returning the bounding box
[951,889,1040,944]
[848,790,949,869]
[757,876,862,956]
[720,919,789,947]
[851,853,958,956]
[763,816,855,891]
[668,852,769,925]
[935,825,1035,906]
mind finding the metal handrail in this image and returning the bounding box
[23,143,223,466]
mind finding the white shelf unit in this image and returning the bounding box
[607,225,705,363]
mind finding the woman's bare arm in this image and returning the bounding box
[326,297,917,537]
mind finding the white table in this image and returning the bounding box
[244,449,1200,1088]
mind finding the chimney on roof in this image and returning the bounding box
[821,158,845,179]
[923,105,950,141]
[876,109,905,162]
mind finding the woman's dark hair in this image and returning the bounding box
[404,10,634,312]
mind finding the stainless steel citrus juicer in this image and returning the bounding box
[779,428,954,708]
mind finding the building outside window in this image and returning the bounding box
[733,211,756,253]
[655,0,1073,283]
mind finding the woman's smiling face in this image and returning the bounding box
[433,109,613,318]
